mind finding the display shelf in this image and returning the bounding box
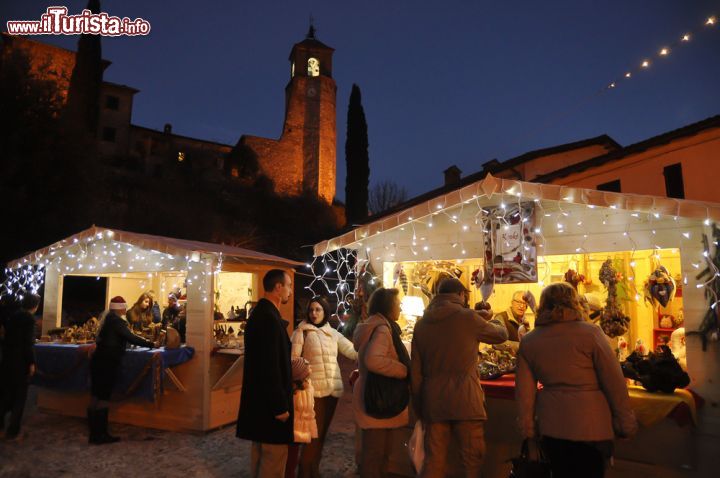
[653,327,676,349]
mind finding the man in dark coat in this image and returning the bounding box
[88,295,156,445]
[161,293,180,329]
[237,269,294,477]
[0,293,40,440]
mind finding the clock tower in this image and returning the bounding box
[236,26,337,203]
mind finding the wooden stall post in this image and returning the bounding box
[185,255,215,430]
[42,270,63,334]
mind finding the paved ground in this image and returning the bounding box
[0,358,359,478]
[3,355,719,477]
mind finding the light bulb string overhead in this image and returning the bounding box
[604,14,717,91]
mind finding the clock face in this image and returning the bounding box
[307,87,317,98]
[307,57,320,77]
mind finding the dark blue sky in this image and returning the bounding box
[3,0,719,200]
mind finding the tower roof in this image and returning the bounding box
[291,24,334,53]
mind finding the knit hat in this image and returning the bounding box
[438,277,469,294]
[109,296,128,310]
[291,357,310,381]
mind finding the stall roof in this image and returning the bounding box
[9,226,303,268]
[314,174,720,256]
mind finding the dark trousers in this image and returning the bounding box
[297,395,338,478]
[360,427,407,478]
[2,379,29,438]
[421,420,485,478]
[542,436,607,478]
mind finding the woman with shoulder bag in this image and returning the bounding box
[288,296,358,477]
[516,282,638,478]
[352,288,410,478]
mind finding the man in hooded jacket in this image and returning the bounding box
[410,278,508,477]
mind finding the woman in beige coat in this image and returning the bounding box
[516,282,638,478]
[352,288,410,478]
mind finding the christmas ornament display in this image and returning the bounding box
[563,269,586,290]
[644,265,676,307]
[599,259,630,338]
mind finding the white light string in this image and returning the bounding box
[310,185,713,317]
[1,229,223,304]
[605,14,718,91]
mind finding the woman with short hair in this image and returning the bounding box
[516,282,638,478]
[352,288,409,478]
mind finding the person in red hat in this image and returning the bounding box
[88,296,156,445]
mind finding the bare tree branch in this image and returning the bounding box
[368,180,408,215]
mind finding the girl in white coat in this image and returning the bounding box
[290,296,358,478]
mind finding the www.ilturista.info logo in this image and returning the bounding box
[6,6,151,36]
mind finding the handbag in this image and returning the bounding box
[509,438,552,478]
[363,324,410,419]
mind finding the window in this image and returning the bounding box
[291,62,295,78]
[307,57,320,77]
[663,163,685,199]
[105,95,119,110]
[102,127,116,142]
[597,179,621,192]
[178,151,185,162]
[231,167,239,178]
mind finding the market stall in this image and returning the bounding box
[4,226,302,431]
[311,174,720,477]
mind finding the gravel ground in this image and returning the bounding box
[0,358,359,478]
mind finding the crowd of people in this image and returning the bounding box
[237,270,638,478]
[0,268,638,477]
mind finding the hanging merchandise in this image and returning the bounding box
[599,259,630,338]
[644,265,676,307]
[563,269,586,290]
[483,203,538,284]
[471,267,484,289]
[398,265,408,294]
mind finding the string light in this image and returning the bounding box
[604,13,718,91]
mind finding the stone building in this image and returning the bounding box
[0,26,337,202]
[229,26,337,203]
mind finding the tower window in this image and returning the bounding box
[291,62,295,78]
[105,95,119,110]
[178,151,185,162]
[663,163,685,199]
[307,57,320,77]
[597,179,621,192]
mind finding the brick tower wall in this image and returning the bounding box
[243,74,336,203]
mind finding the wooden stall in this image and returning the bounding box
[312,174,720,477]
[7,226,302,432]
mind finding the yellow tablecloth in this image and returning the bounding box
[628,385,697,427]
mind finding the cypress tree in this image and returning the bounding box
[344,84,369,224]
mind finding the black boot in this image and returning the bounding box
[87,407,98,443]
[88,408,120,445]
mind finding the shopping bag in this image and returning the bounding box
[407,420,425,474]
[509,438,552,478]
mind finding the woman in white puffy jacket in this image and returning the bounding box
[290,296,358,478]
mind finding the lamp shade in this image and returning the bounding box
[401,295,425,317]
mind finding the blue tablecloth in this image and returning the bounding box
[33,343,194,402]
